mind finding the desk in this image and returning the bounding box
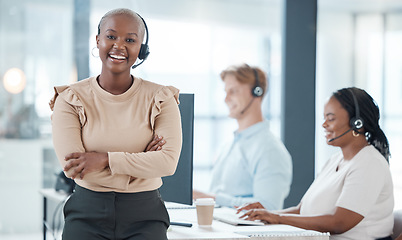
[40,189,330,240]
[168,208,330,240]
[39,188,69,240]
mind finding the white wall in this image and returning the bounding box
[0,139,53,233]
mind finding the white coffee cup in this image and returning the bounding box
[195,198,215,226]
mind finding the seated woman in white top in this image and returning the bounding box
[238,87,394,240]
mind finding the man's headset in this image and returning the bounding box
[328,88,364,142]
[132,13,150,69]
[240,68,264,115]
[252,69,264,97]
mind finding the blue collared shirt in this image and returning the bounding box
[210,120,292,210]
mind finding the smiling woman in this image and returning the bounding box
[238,87,394,240]
[95,9,143,92]
[49,8,182,240]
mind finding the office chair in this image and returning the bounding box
[392,209,402,239]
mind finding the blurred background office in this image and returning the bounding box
[0,0,401,239]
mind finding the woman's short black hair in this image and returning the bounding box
[97,8,145,38]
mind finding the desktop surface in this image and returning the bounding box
[39,190,330,240]
[166,204,330,240]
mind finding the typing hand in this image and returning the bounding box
[239,209,279,224]
[236,202,265,214]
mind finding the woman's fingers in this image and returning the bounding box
[146,135,165,152]
[236,202,264,213]
[64,157,80,171]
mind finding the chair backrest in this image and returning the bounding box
[392,210,402,239]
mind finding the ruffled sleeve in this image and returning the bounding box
[49,86,87,126]
[149,86,179,130]
[50,82,131,191]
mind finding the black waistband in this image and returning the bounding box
[74,184,160,200]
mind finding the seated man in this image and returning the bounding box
[193,64,292,210]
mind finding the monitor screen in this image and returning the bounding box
[159,93,194,205]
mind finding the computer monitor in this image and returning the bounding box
[159,93,194,205]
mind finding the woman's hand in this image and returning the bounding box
[64,152,108,179]
[145,135,165,151]
[65,135,165,181]
[236,202,265,214]
[240,209,280,224]
[128,135,166,182]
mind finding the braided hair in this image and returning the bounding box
[332,87,390,162]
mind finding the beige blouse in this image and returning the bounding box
[49,76,182,193]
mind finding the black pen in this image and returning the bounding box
[170,222,193,227]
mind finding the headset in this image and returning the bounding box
[252,68,264,97]
[328,88,364,142]
[132,13,150,69]
[239,68,264,115]
[349,88,364,131]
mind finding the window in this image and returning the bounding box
[317,6,402,209]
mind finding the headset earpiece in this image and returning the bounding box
[350,117,364,130]
[132,13,150,68]
[252,69,264,97]
[349,89,364,131]
[138,43,150,60]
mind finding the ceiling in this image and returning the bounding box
[220,0,402,13]
[320,0,402,13]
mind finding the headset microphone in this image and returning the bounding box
[132,13,150,69]
[240,98,254,115]
[328,128,352,142]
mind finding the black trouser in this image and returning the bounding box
[62,185,170,240]
[376,236,392,240]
